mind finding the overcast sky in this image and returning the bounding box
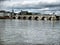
[0,0,60,14]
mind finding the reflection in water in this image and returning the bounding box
[0,20,60,45]
[0,20,6,45]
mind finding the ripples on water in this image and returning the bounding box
[0,19,60,45]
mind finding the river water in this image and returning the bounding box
[0,19,60,45]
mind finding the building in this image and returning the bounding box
[0,10,16,16]
[18,10,33,15]
[0,10,5,16]
[20,10,28,15]
[5,12,11,16]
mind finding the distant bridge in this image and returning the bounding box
[10,15,60,21]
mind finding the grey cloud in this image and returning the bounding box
[1,0,60,14]
[0,0,10,8]
[0,0,7,2]
[43,4,60,8]
[1,0,60,9]
[35,2,60,8]
[8,1,60,9]
[0,0,10,4]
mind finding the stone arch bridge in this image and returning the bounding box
[11,15,59,21]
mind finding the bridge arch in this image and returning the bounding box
[18,16,21,19]
[28,16,32,20]
[48,17,52,20]
[41,17,45,20]
[34,16,39,20]
[12,16,16,19]
[56,16,59,20]
[23,16,26,20]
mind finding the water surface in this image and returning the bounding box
[0,19,60,45]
